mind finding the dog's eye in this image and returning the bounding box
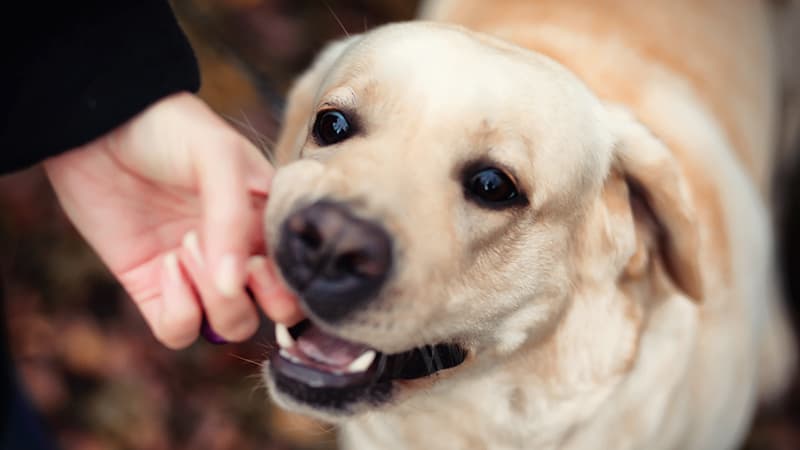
[313,110,352,145]
[464,167,521,207]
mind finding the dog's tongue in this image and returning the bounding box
[296,324,370,368]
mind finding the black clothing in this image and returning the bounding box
[1,2,200,448]
[1,0,200,173]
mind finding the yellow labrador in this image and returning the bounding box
[261,1,796,448]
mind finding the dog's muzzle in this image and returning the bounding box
[275,200,392,322]
[268,200,468,411]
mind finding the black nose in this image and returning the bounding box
[275,200,392,322]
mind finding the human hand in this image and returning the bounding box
[44,92,302,349]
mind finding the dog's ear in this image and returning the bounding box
[274,35,362,164]
[608,105,704,302]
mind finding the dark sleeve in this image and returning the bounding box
[0,1,201,174]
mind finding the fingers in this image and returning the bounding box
[166,97,278,343]
[247,256,305,325]
[155,252,204,348]
[193,140,251,299]
[181,231,259,342]
[129,94,280,346]
[192,130,274,300]
[243,143,274,197]
[131,252,205,349]
[136,253,203,350]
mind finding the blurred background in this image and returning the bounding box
[0,1,798,449]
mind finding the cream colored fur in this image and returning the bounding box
[263,1,796,448]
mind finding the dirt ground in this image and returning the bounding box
[1,1,797,449]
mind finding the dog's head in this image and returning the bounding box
[262,22,703,420]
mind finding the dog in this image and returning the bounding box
[261,1,797,448]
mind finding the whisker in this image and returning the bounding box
[257,339,279,354]
[274,411,337,438]
[310,420,337,436]
[448,345,459,367]
[370,352,388,386]
[223,112,276,164]
[248,111,277,148]
[322,0,350,37]
[228,353,264,368]
[245,372,266,381]
[431,345,445,372]
[241,110,273,145]
[247,375,269,401]
[420,346,435,375]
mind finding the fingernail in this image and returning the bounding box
[164,252,181,282]
[215,254,241,298]
[201,316,228,345]
[246,255,267,273]
[182,231,204,267]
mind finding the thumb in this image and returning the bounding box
[194,133,272,298]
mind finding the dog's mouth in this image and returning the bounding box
[268,319,468,411]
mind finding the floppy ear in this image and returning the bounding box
[274,36,362,165]
[608,105,704,302]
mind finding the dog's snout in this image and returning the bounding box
[276,201,392,321]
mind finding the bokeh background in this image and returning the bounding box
[1,1,798,449]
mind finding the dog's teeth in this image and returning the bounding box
[275,323,295,349]
[279,348,302,364]
[346,350,376,373]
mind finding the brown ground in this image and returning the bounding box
[1,1,797,449]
